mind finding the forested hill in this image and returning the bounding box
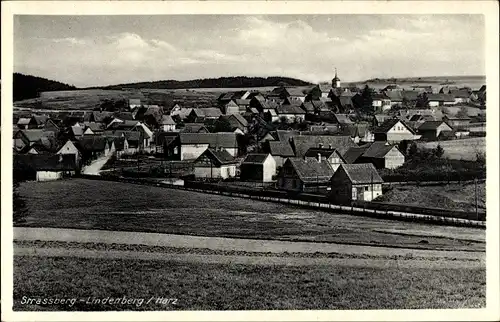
[92,76,313,90]
[14,73,77,101]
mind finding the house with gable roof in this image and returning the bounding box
[371,119,420,143]
[240,153,277,182]
[330,163,384,203]
[193,148,238,179]
[276,157,335,192]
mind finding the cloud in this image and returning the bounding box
[51,37,87,45]
[14,15,485,87]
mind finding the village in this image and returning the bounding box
[12,69,487,208]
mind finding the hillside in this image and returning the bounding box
[91,76,313,90]
[14,73,77,102]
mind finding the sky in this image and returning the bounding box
[14,15,485,88]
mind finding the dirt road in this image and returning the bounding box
[14,227,485,261]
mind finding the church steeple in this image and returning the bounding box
[332,68,341,88]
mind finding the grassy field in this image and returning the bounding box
[17,179,485,251]
[379,182,486,213]
[418,138,486,161]
[13,255,485,311]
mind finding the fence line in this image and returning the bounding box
[78,174,485,229]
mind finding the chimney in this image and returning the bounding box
[317,153,322,163]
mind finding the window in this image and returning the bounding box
[364,186,369,191]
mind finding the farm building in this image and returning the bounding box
[76,136,114,160]
[188,108,223,122]
[276,104,306,123]
[56,140,81,166]
[347,142,405,169]
[443,115,472,128]
[291,135,357,157]
[371,119,420,144]
[167,132,239,160]
[240,153,276,182]
[13,154,78,182]
[180,123,210,133]
[13,129,55,152]
[263,140,295,167]
[276,157,334,193]
[193,148,238,179]
[222,100,240,115]
[304,147,346,171]
[417,121,454,140]
[170,106,193,120]
[17,118,31,129]
[330,163,384,204]
[160,115,177,132]
[427,94,455,107]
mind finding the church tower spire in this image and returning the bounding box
[332,67,341,88]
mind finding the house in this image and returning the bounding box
[373,114,393,127]
[108,121,154,150]
[417,121,454,140]
[427,93,455,107]
[167,132,239,160]
[304,147,346,171]
[170,106,193,120]
[234,99,251,113]
[70,124,85,139]
[160,115,177,132]
[217,114,249,133]
[14,154,78,182]
[90,111,114,124]
[104,130,141,154]
[291,135,357,157]
[240,153,277,182]
[193,148,238,179]
[383,91,403,107]
[129,98,142,110]
[276,157,334,192]
[188,108,223,122]
[332,114,353,126]
[330,163,384,204]
[56,139,81,166]
[309,123,340,133]
[13,129,55,151]
[217,90,251,105]
[263,140,295,167]
[371,119,420,143]
[250,97,279,114]
[222,100,240,115]
[83,122,105,135]
[76,136,114,160]
[371,94,392,111]
[180,123,210,133]
[301,102,316,115]
[275,104,306,123]
[30,115,49,128]
[349,142,405,169]
[443,115,471,128]
[17,118,31,129]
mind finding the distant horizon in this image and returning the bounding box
[14,15,485,87]
[12,72,486,90]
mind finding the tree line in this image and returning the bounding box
[13,73,77,102]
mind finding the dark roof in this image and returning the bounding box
[181,123,209,133]
[343,147,368,164]
[301,102,315,113]
[195,148,237,166]
[362,142,399,158]
[427,93,455,102]
[234,99,251,106]
[14,154,77,171]
[401,90,420,101]
[276,130,300,142]
[114,112,135,120]
[179,133,237,148]
[155,132,179,146]
[76,136,109,152]
[287,158,334,183]
[276,104,306,115]
[384,91,403,101]
[337,163,383,184]
[107,137,126,150]
[333,114,353,124]
[268,141,295,157]
[192,108,223,118]
[229,113,248,127]
[84,122,105,132]
[18,129,46,142]
[161,115,176,125]
[449,89,471,98]
[92,111,114,123]
[284,87,308,97]
[372,119,414,134]
[242,153,270,165]
[304,148,341,160]
[292,135,357,156]
[417,121,449,131]
[32,115,49,125]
